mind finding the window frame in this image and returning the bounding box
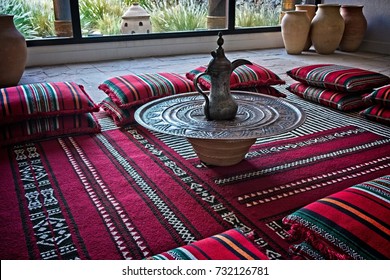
[26,0,322,48]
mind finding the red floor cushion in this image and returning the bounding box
[186,63,285,90]
[287,82,368,111]
[283,175,390,260]
[287,64,390,93]
[0,113,101,147]
[99,97,137,127]
[147,228,268,260]
[0,82,99,125]
[360,105,390,125]
[98,73,194,109]
[363,84,390,108]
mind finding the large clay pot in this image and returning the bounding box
[339,5,367,52]
[0,15,27,87]
[310,4,345,55]
[295,4,317,51]
[281,10,311,55]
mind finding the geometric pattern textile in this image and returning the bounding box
[1,89,389,260]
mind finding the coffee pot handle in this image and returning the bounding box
[193,72,211,120]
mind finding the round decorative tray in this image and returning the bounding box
[135,91,306,166]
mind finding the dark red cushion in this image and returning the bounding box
[287,82,368,111]
[287,64,390,93]
[363,84,390,108]
[360,105,390,125]
[148,228,268,260]
[0,82,99,125]
[99,97,137,127]
[98,73,194,109]
[0,113,101,147]
[186,63,285,89]
[283,175,390,260]
[243,86,287,97]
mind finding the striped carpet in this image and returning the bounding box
[1,88,389,260]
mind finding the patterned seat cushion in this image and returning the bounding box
[243,86,287,97]
[287,82,368,111]
[286,64,390,93]
[360,105,390,126]
[0,82,99,125]
[283,175,390,260]
[148,228,268,260]
[98,73,194,109]
[363,84,390,108]
[186,63,285,90]
[99,97,137,127]
[0,113,101,147]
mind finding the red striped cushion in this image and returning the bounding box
[360,105,390,125]
[186,63,285,89]
[0,113,101,147]
[287,64,390,93]
[241,86,287,97]
[283,175,390,260]
[148,228,268,260]
[98,73,194,109]
[99,97,136,127]
[287,82,368,111]
[363,84,390,108]
[0,82,99,125]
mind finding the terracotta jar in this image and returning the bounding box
[295,4,317,51]
[279,0,296,22]
[281,10,311,55]
[339,5,367,52]
[0,15,27,88]
[310,4,345,55]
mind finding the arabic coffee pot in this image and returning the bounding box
[194,32,252,121]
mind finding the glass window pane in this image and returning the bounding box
[0,0,73,40]
[79,0,229,37]
[5,1,287,42]
[235,0,281,28]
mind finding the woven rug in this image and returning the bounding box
[1,90,389,260]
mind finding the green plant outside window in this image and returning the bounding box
[0,0,282,40]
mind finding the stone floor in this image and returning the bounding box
[20,48,390,103]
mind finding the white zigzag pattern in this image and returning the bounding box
[96,134,197,244]
[59,137,146,259]
[216,139,390,185]
[240,157,390,207]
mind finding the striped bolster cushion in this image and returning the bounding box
[287,82,368,111]
[283,175,390,260]
[0,82,99,125]
[148,228,268,260]
[363,84,390,108]
[286,64,390,93]
[0,113,101,147]
[98,73,194,109]
[186,63,285,90]
[360,105,390,126]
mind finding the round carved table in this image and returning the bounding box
[135,91,306,166]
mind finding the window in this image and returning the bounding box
[1,0,321,47]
